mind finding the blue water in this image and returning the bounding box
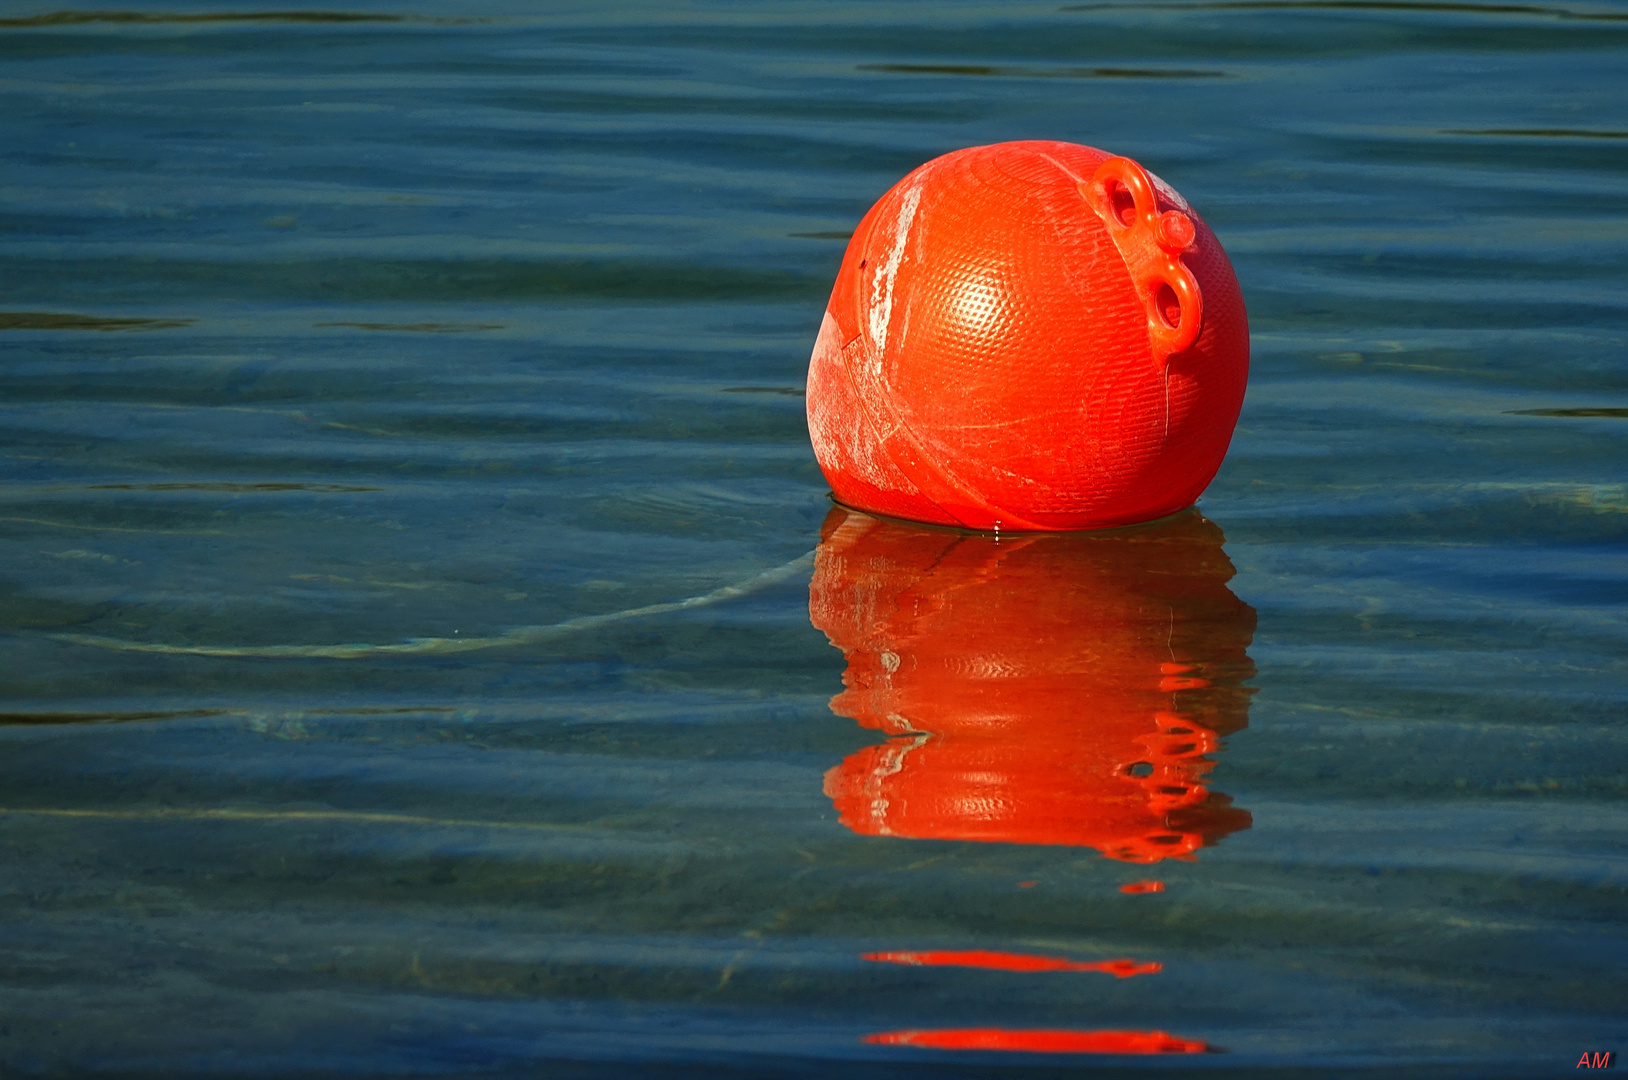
[2,2,1626,1076]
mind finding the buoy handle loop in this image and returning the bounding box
[1082,157,1204,367]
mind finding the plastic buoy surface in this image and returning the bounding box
[807,141,1248,531]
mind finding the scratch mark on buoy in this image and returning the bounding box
[869,184,922,364]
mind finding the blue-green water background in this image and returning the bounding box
[2,1,1626,1076]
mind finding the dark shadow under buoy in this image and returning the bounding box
[810,505,1256,862]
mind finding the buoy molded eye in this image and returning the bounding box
[1082,157,1204,369]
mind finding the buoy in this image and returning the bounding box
[806,141,1248,532]
[810,505,1255,860]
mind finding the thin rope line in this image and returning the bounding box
[48,550,816,660]
[0,806,590,832]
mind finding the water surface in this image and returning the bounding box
[2,1,1625,1076]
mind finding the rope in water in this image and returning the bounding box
[49,550,815,660]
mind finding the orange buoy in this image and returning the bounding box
[807,141,1248,532]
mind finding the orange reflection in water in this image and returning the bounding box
[812,506,1255,861]
[865,950,1160,977]
[864,1028,1210,1054]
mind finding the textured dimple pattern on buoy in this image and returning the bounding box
[806,140,1249,532]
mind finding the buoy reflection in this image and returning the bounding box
[811,505,1255,861]
[865,950,1160,977]
[864,1029,1210,1054]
